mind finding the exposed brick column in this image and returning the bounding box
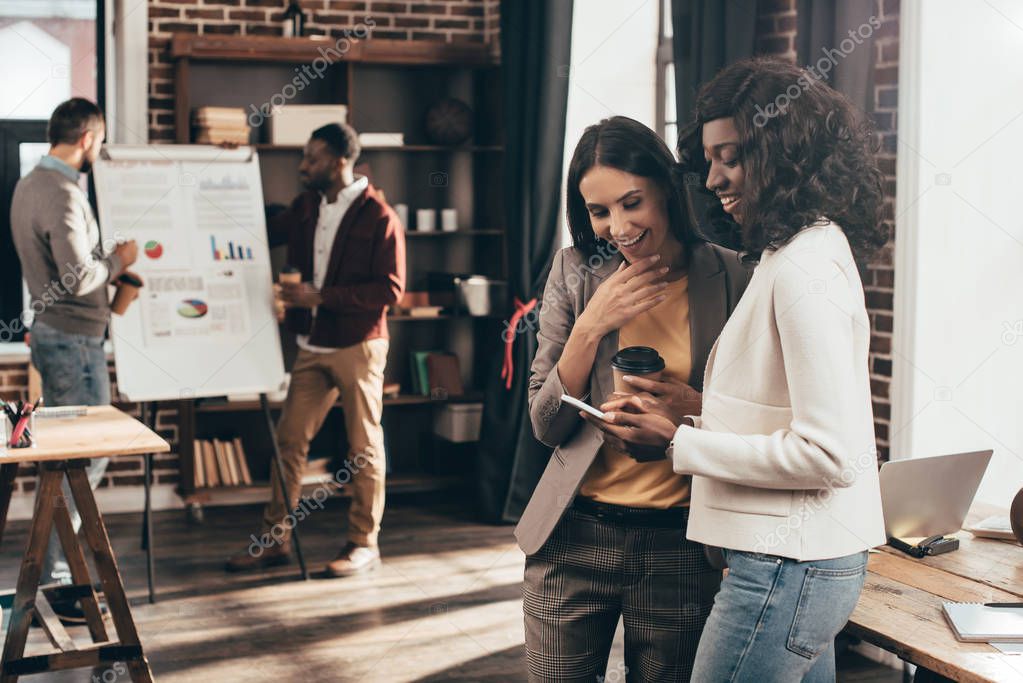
[865,0,898,461]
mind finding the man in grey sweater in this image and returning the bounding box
[10,98,136,622]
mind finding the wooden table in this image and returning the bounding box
[848,506,1023,682]
[0,406,168,682]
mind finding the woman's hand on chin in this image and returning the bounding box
[576,254,669,337]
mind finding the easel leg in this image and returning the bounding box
[66,461,153,683]
[0,463,19,549]
[0,466,63,683]
[139,402,156,604]
[259,393,308,580]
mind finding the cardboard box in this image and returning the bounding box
[434,403,483,443]
[268,105,348,146]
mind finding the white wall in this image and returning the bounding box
[558,0,661,247]
[893,0,1023,505]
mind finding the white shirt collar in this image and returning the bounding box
[320,175,368,208]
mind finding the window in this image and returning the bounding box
[0,0,101,340]
[0,0,99,119]
[655,0,677,153]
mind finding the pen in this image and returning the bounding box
[9,400,36,448]
[986,603,1023,608]
[9,412,30,447]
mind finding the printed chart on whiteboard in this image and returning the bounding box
[94,146,285,402]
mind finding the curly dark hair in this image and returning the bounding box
[567,116,702,258]
[677,57,888,262]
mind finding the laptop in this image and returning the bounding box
[879,450,994,539]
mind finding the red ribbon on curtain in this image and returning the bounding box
[501,296,538,390]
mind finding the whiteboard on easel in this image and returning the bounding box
[94,145,285,402]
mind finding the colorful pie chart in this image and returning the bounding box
[177,299,208,318]
[144,240,163,259]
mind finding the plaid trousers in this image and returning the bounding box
[523,506,722,683]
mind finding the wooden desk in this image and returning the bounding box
[0,406,168,682]
[847,507,1023,683]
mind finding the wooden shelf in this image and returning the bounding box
[183,473,464,504]
[387,314,504,321]
[194,392,483,414]
[170,31,506,508]
[253,144,502,153]
[404,230,504,237]
[170,34,499,67]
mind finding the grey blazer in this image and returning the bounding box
[514,241,751,555]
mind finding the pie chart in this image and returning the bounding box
[144,240,163,259]
[177,299,208,319]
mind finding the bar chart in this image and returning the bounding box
[210,235,254,261]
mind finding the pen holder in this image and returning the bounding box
[5,412,35,449]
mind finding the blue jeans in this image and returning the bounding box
[691,548,868,683]
[28,320,111,587]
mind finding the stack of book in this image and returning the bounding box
[192,107,250,145]
[193,437,253,488]
[409,351,464,397]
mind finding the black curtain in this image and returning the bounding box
[671,0,758,131]
[475,0,573,523]
[796,0,875,116]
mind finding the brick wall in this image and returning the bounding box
[864,0,898,461]
[147,0,501,141]
[756,0,799,61]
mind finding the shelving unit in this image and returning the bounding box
[254,144,503,152]
[167,34,504,507]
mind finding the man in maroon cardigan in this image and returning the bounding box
[226,123,405,577]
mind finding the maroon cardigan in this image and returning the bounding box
[267,183,406,348]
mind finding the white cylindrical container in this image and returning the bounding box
[441,208,458,232]
[394,203,409,229]
[416,209,437,232]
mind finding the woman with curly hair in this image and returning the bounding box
[583,58,889,681]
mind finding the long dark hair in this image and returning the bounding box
[678,57,888,262]
[566,116,701,257]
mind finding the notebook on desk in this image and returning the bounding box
[942,602,1023,642]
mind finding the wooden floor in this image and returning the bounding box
[0,493,902,682]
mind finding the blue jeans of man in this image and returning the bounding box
[690,548,868,683]
[28,320,111,586]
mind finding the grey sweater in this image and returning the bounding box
[11,165,123,338]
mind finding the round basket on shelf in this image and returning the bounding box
[424,98,474,146]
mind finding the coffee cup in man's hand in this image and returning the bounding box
[279,264,301,284]
[111,271,144,316]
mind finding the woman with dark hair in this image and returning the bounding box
[585,58,888,681]
[515,116,749,682]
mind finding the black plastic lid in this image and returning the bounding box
[611,346,665,374]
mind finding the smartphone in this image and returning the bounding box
[560,394,607,420]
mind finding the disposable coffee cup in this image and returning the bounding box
[279,265,301,284]
[111,272,143,316]
[611,346,665,394]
